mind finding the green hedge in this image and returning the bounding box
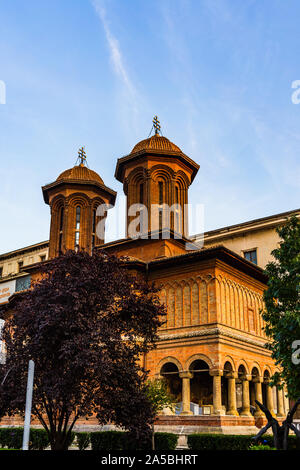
[154,432,178,450]
[76,432,90,451]
[0,428,77,450]
[91,431,126,451]
[90,431,178,451]
[187,433,299,451]
[30,429,50,450]
[250,445,276,450]
[0,428,49,450]
[0,428,23,450]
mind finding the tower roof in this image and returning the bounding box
[130,135,182,155]
[56,165,104,185]
[42,147,116,205]
[115,125,199,183]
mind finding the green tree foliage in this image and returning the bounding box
[145,379,174,416]
[262,216,300,398]
[144,378,175,450]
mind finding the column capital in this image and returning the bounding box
[179,371,193,379]
[209,369,223,377]
[226,372,238,379]
[252,376,263,383]
[240,374,252,382]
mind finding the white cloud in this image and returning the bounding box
[92,1,132,94]
[91,0,141,136]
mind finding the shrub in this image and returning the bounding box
[91,431,126,451]
[29,429,49,450]
[0,428,23,449]
[250,445,276,450]
[154,432,178,450]
[187,434,253,451]
[0,427,50,450]
[187,433,299,451]
[249,435,299,450]
[90,431,178,451]
[76,432,90,451]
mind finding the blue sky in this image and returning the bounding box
[0,0,300,253]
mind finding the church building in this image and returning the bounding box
[1,118,297,434]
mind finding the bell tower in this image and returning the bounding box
[115,117,199,239]
[42,148,116,258]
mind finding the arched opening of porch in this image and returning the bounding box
[189,360,213,411]
[160,362,182,403]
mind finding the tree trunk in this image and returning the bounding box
[50,432,69,451]
[254,399,300,450]
[151,424,155,451]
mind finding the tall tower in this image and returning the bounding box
[42,148,116,258]
[115,117,199,239]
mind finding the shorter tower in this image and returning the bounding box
[115,117,199,239]
[42,148,116,258]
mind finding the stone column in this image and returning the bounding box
[283,385,290,413]
[210,370,225,416]
[265,380,275,416]
[250,382,256,408]
[240,374,252,417]
[276,386,285,417]
[179,372,193,415]
[253,377,264,417]
[227,372,239,416]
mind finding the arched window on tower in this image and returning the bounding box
[74,206,81,249]
[137,183,144,234]
[139,183,144,205]
[159,181,164,205]
[175,186,181,234]
[158,181,164,230]
[58,206,64,254]
[91,208,96,251]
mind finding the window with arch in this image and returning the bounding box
[158,181,164,230]
[158,181,164,205]
[91,208,96,250]
[58,206,64,254]
[174,185,181,233]
[139,183,144,205]
[74,206,81,249]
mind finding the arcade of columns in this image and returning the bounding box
[176,367,286,417]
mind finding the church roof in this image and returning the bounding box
[42,147,116,205]
[130,135,182,154]
[56,165,104,185]
[42,161,116,205]
[115,133,199,183]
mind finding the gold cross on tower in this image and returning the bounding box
[78,146,87,166]
[153,116,161,135]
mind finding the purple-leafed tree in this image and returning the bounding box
[0,251,165,450]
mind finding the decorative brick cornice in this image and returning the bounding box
[158,326,269,350]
